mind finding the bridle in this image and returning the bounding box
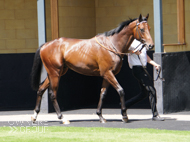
[135,21,150,50]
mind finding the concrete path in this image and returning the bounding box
[0,109,189,130]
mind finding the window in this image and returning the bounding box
[163,0,185,46]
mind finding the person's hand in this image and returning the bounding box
[134,50,141,55]
[155,64,161,71]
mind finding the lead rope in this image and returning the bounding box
[137,55,165,81]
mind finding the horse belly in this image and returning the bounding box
[67,60,100,76]
[64,52,100,76]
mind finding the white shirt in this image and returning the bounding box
[128,39,147,69]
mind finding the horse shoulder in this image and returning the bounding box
[98,47,124,75]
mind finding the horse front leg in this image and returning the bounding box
[31,77,50,123]
[103,70,128,123]
[96,79,110,123]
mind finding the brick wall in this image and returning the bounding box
[0,0,52,53]
[0,0,38,53]
[58,0,96,39]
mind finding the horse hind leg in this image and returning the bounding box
[31,77,50,123]
[48,67,70,124]
[96,79,110,123]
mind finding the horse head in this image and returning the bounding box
[133,14,154,50]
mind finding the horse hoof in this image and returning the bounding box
[31,116,36,123]
[63,120,70,125]
[61,118,70,125]
[100,119,107,123]
[122,116,128,123]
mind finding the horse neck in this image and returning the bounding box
[111,22,136,53]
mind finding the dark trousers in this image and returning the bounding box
[125,66,158,117]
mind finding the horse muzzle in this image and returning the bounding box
[147,44,154,50]
[149,44,154,49]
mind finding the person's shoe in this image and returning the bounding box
[152,115,165,121]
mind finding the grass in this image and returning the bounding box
[0,126,190,142]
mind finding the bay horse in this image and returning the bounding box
[31,14,154,124]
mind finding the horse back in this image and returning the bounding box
[40,37,121,76]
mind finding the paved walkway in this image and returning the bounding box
[0,109,189,130]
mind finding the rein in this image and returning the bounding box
[155,68,165,81]
[137,55,165,82]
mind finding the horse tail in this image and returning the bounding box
[31,44,44,91]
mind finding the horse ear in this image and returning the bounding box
[139,14,142,22]
[146,13,149,21]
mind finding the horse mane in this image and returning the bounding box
[103,18,137,36]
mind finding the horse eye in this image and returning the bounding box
[140,29,145,32]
